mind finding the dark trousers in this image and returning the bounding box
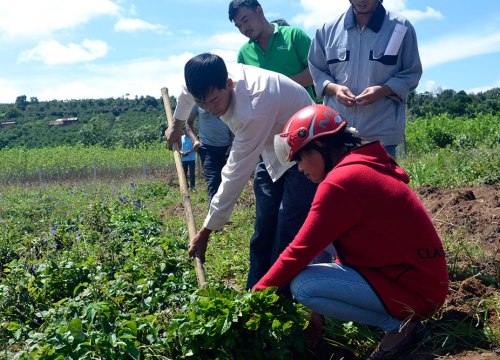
[246,161,318,290]
[182,160,196,189]
[197,144,230,203]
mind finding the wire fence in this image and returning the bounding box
[0,145,179,186]
[2,161,175,186]
[0,161,178,187]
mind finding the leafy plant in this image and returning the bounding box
[166,286,309,359]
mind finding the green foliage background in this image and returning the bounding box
[0,95,173,149]
[0,181,311,359]
[0,90,498,359]
[0,87,498,150]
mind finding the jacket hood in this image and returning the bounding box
[335,141,410,184]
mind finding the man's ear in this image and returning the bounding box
[227,78,234,90]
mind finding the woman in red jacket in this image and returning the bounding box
[254,104,449,359]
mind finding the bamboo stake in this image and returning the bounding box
[161,87,206,288]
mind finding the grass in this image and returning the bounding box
[0,112,498,358]
[1,172,498,359]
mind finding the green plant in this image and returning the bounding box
[166,286,309,359]
[1,108,499,359]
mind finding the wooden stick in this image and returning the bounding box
[161,87,206,288]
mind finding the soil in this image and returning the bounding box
[415,184,499,280]
[413,184,499,359]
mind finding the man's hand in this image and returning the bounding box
[325,83,356,107]
[193,140,202,150]
[188,227,212,262]
[164,118,183,150]
[355,85,393,106]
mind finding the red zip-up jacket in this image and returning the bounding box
[254,142,449,320]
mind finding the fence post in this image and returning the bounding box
[38,165,43,184]
[143,160,147,179]
[93,164,97,181]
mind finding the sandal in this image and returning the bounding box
[367,321,429,359]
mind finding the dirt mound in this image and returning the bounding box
[414,184,499,359]
[416,184,499,279]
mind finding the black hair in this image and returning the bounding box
[270,18,290,26]
[184,53,228,102]
[228,0,261,22]
[293,127,364,173]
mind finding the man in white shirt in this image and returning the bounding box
[165,53,329,289]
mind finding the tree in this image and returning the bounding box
[5,106,22,119]
[143,96,159,108]
[15,95,28,111]
[79,115,114,147]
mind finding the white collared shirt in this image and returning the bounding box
[174,64,314,230]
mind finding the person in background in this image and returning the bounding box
[185,105,233,204]
[228,0,315,100]
[164,53,335,291]
[228,0,335,267]
[254,104,448,359]
[180,134,196,190]
[308,0,422,158]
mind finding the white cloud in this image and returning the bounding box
[39,81,110,101]
[211,49,239,68]
[18,39,109,65]
[114,18,169,34]
[292,1,346,30]
[0,79,20,103]
[399,7,442,23]
[423,80,437,94]
[0,0,121,38]
[420,32,500,69]
[29,49,245,101]
[35,53,194,101]
[204,32,246,51]
[379,0,442,21]
[293,0,442,30]
[466,80,500,94]
[421,78,500,95]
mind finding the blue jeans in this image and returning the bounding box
[198,144,230,203]
[384,144,397,158]
[246,161,330,290]
[182,160,195,189]
[291,263,403,333]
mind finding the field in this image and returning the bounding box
[0,113,499,359]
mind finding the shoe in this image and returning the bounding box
[367,322,428,359]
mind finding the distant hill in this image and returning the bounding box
[0,95,176,149]
[0,88,497,149]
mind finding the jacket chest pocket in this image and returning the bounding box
[326,46,350,65]
[369,50,398,66]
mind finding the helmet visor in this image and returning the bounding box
[274,133,293,166]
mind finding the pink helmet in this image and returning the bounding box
[274,105,346,165]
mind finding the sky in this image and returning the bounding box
[0,0,499,103]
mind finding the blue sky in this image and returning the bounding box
[0,0,499,103]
